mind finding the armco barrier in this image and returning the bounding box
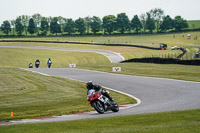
[121,57,200,66]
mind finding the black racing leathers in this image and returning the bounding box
[91,85,113,101]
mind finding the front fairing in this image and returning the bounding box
[87,89,102,102]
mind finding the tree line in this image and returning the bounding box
[0,8,189,36]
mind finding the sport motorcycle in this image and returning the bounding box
[87,89,119,114]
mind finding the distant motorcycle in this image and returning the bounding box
[87,89,119,114]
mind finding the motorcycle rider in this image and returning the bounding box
[35,59,40,68]
[86,81,115,103]
[47,58,52,68]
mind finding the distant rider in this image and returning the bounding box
[47,58,52,68]
[29,63,33,68]
[35,59,40,68]
[86,81,114,103]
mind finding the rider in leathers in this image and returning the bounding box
[86,81,114,103]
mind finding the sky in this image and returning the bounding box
[0,0,200,24]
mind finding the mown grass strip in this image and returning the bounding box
[0,109,200,133]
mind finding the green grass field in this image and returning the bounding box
[1,109,200,133]
[187,20,200,29]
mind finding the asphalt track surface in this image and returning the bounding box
[1,68,199,125]
[0,46,124,63]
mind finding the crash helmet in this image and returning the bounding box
[86,81,93,90]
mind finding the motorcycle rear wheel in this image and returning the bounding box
[92,101,105,114]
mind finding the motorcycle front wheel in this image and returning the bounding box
[111,102,119,112]
[92,100,105,114]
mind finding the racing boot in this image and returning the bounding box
[107,95,116,105]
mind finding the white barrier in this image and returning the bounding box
[112,67,121,72]
[69,64,76,68]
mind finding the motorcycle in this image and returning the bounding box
[87,89,119,114]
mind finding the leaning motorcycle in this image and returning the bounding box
[87,89,119,114]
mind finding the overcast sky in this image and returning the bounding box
[0,0,199,24]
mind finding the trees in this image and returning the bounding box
[47,17,53,26]
[50,17,61,35]
[15,17,24,35]
[140,13,147,33]
[116,13,130,34]
[103,15,117,35]
[131,15,142,33]
[146,13,155,33]
[64,18,76,35]
[0,20,11,35]
[149,8,164,32]
[84,16,92,34]
[160,15,174,32]
[173,16,188,31]
[57,16,67,32]
[10,20,16,35]
[21,15,30,36]
[0,9,191,36]
[27,18,36,35]
[75,18,86,35]
[91,16,101,34]
[32,13,42,34]
[40,17,49,35]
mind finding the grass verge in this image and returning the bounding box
[0,68,136,122]
[0,109,200,133]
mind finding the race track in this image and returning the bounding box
[2,68,199,125]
